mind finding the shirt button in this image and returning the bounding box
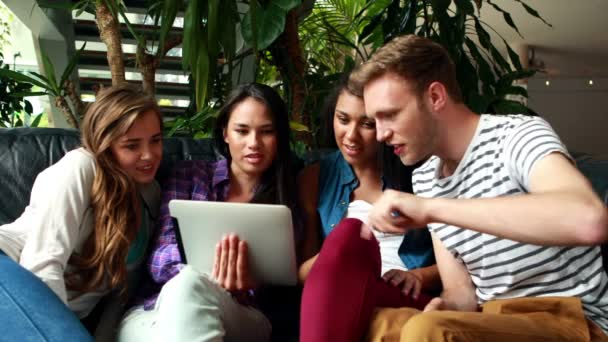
[330,224,335,228]
[340,201,346,206]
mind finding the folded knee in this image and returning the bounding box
[323,218,366,251]
[161,266,220,305]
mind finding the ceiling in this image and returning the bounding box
[478,0,608,78]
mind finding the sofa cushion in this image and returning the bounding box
[2,128,607,273]
[0,128,81,224]
[0,128,218,226]
[0,127,301,340]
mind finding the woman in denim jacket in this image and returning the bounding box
[299,76,440,342]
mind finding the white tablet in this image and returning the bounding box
[169,199,298,286]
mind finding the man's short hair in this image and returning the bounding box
[349,34,463,103]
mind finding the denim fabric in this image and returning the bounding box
[0,251,93,342]
[316,150,435,269]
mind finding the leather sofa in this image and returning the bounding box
[1,127,606,338]
[0,127,299,340]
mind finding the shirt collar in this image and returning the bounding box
[211,158,230,188]
[336,151,358,186]
[335,150,387,189]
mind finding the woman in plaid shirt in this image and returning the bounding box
[117,83,300,342]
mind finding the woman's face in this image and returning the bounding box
[333,90,378,167]
[224,97,278,180]
[110,109,163,184]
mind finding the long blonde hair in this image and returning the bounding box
[66,84,161,296]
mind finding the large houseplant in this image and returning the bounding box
[292,0,550,145]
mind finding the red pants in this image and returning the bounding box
[300,218,432,342]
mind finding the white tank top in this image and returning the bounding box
[345,200,408,275]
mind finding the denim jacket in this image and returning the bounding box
[317,150,435,269]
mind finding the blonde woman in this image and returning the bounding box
[0,85,163,340]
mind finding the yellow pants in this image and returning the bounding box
[366,297,608,342]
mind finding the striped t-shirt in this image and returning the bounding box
[413,114,608,333]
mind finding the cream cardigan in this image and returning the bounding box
[0,148,160,318]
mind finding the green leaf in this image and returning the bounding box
[60,42,87,87]
[0,69,50,91]
[515,0,552,27]
[488,44,511,73]
[118,4,144,47]
[167,116,186,137]
[194,43,210,110]
[496,69,536,89]
[290,120,309,132]
[343,55,355,73]
[73,1,89,16]
[157,0,180,59]
[400,0,417,34]
[456,54,480,103]
[241,0,301,50]
[248,0,259,53]
[41,52,59,94]
[27,71,53,87]
[454,0,474,15]
[501,13,521,38]
[504,39,523,70]
[74,1,96,16]
[473,18,491,50]
[486,0,522,38]
[501,85,528,98]
[362,23,386,50]
[217,0,238,60]
[468,92,492,113]
[9,91,48,97]
[359,12,384,42]
[357,0,391,41]
[491,99,530,114]
[464,38,494,87]
[24,100,33,114]
[36,1,76,10]
[430,0,451,13]
[193,131,209,139]
[182,0,202,70]
[30,113,43,127]
[207,0,220,57]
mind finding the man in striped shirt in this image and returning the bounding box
[349,34,608,341]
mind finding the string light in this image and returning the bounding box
[588,80,594,86]
[545,80,550,86]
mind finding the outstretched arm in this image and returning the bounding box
[370,153,607,246]
[426,153,607,245]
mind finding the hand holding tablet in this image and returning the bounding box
[169,200,298,286]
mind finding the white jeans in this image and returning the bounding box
[117,266,271,342]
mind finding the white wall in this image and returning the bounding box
[527,77,608,158]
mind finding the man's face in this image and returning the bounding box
[363,72,438,166]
